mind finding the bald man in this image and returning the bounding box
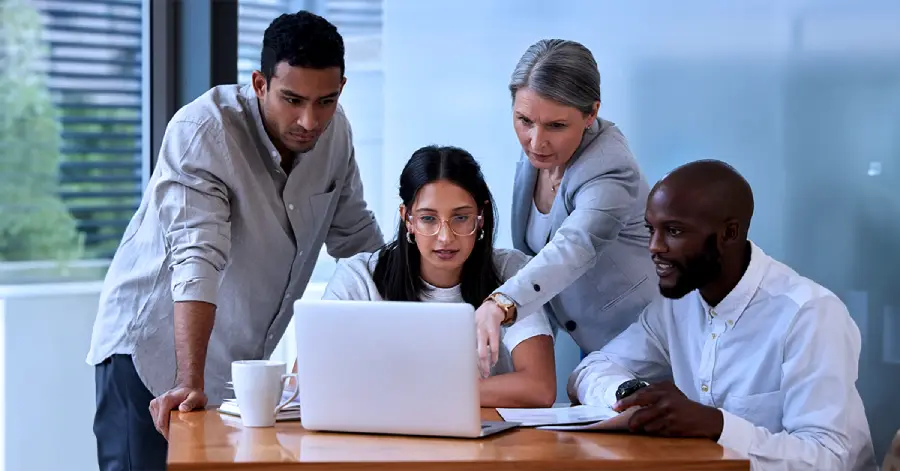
[567,160,876,471]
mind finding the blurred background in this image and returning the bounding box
[0,0,897,469]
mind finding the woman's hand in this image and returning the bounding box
[475,300,506,378]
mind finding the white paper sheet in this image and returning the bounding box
[536,406,640,431]
[495,405,618,427]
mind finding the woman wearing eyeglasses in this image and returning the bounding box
[321,145,557,408]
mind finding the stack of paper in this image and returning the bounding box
[495,404,638,431]
[217,389,302,422]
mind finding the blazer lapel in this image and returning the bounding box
[511,159,537,255]
[547,189,569,239]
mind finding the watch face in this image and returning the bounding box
[495,294,513,307]
[615,379,649,401]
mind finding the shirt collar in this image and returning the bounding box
[243,84,284,167]
[420,279,461,301]
[699,240,768,326]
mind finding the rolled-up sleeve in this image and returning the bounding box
[495,161,643,316]
[152,120,232,305]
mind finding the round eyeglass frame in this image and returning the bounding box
[406,213,483,237]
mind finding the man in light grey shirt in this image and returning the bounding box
[86,11,383,471]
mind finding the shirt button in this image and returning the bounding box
[727,319,734,325]
[288,204,295,211]
[565,320,577,332]
[710,309,717,317]
[701,384,709,392]
[533,284,541,292]
[711,333,717,339]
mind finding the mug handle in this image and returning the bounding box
[274,373,299,415]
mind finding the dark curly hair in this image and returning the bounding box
[260,10,345,83]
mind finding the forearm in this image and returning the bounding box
[479,371,556,408]
[567,312,670,405]
[494,235,595,317]
[173,301,216,388]
[718,410,845,471]
[567,355,635,406]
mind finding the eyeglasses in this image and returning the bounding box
[408,213,483,237]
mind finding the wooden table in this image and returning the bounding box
[168,408,750,470]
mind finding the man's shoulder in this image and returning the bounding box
[168,84,251,133]
[760,253,844,313]
[754,251,856,342]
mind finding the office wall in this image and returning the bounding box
[0,283,101,471]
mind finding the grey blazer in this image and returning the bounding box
[495,118,657,353]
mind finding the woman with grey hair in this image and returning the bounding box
[474,39,657,377]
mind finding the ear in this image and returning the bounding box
[399,204,412,232]
[722,219,741,245]
[586,101,600,125]
[479,200,490,229]
[251,70,267,99]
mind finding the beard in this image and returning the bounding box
[659,233,722,299]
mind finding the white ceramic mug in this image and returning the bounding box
[231,360,299,427]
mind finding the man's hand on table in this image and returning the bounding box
[149,386,208,440]
[613,381,723,440]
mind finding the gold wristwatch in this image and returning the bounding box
[487,292,517,326]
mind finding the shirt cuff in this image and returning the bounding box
[572,373,632,406]
[717,408,756,457]
[495,278,539,315]
[170,257,221,304]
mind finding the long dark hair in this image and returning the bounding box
[372,145,500,308]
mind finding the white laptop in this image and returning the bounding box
[292,299,519,438]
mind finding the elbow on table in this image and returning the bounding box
[533,390,557,408]
[528,381,558,408]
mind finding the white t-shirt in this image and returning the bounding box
[525,200,553,254]
[323,248,554,376]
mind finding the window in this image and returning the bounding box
[0,0,144,282]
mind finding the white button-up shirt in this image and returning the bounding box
[568,242,876,471]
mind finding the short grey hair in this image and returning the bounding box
[509,39,600,115]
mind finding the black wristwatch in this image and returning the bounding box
[615,379,649,401]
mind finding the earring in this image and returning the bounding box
[478,230,484,241]
[406,232,415,244]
